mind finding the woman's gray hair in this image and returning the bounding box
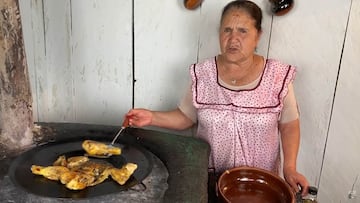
[221,0,263,31]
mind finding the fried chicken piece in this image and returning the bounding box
[31,141,135,190]
[53,155,67,166]
[82,140,121,157]
[53,155,90,169]
[58,161,113,188]
[88,168,112,186]
[59,170,78,184]
[62,157,113,187]
[110,163,138,185]
[31,165,69,181]
[76,160,112,177]
[64,172,95,190]
[66,156,89,169]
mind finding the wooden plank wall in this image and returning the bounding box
[268,0,351,194]
[18,0,359,202]
[19,0,133,125]
[320,1,360,202]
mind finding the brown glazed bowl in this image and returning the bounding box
[218,167,295,203]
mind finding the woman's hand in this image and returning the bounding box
[283,166,309,196]
[125,108,194,130]
[125,108,153,127]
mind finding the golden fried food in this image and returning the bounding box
[53,155,67,166]
[76,160,112,177]
[59,171,78,184]
[31,140,137,190]
[31,165,69,181]
[59,162,111,188]
[66,156,90,169]
[31,153,137,190]
[82,140,121,157]
[110,163,138,185]
[88,168,112,186]
[65,172,96,190]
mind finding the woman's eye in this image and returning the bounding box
[238,28,247,33]
[223,28,232,33]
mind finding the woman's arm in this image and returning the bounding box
[126,108,194,130]
[280,119,300,173]
[279,119,309,195]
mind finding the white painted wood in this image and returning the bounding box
[320,0,360,202]
[38,0,73,122]
[20,0,133,125]
[268,0,351,189]
[134,0,200,111]
[70,0,133,125]
[19,0,46,122]
[133,0,201,135]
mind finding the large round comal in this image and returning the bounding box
[218,167,295,203]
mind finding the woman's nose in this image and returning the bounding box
[228,32,237,41]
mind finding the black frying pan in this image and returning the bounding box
[8,137,153,199]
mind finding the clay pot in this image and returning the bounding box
[218,166,295,203]
[184,0,203,10]
[270,0,294,16]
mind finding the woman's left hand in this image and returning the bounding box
[283,167,309,196]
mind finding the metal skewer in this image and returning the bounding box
[110,127,125,145]
[110,116,130,145]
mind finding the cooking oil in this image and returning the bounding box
[302,186,318,203]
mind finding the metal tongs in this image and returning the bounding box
[110,116,130,145]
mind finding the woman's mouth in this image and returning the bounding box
[227,47,239,53]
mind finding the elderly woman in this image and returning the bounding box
[126,0,309,196]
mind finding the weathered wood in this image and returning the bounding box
[268,0,351,191]
[319,0,360,201]
[0,0,33,152]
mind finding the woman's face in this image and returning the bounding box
[219,8,261,63]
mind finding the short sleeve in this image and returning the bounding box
[178,83,197,123]
[279,83,299,123]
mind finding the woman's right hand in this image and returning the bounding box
[126,108,193,130]
[125,108,153,127]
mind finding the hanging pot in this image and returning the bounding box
[270,0,294,16]
[184,0,203,10]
